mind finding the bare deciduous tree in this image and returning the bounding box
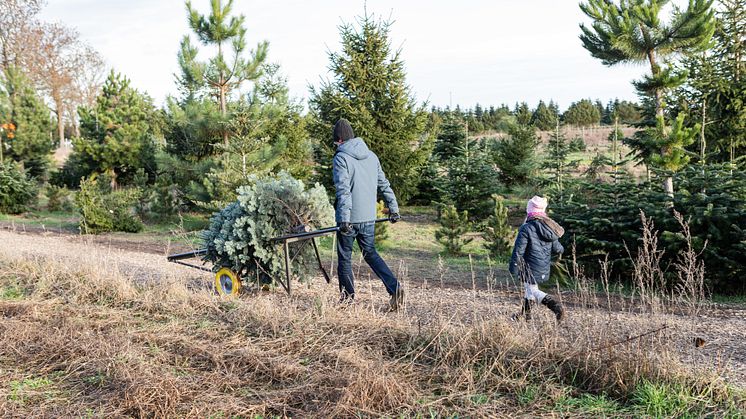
[67,45,106,137]
[23,22,105,147]
[0,0,44,71]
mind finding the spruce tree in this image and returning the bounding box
[531,100,558,131]
[605,117,629,180]
[542,121,577,196]
[675,0,745,165]
[443,140,499,220]
[308,12,433,202]
[579,0,716,197]
[513,102,532,125]
[0,67,53,178]
[492,123,539,187]
[433,116,467,162]
[73,71,158,187]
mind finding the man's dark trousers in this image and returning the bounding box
[337,221,399,298]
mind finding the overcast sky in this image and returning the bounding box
[39,0,651,111]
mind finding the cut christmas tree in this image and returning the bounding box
[201,172,334,288]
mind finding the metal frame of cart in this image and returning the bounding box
[167,218,392,296]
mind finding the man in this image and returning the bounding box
[509,196,565,322]
[332,118,404,310]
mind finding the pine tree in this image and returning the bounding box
[180,0,268,144]
[0,67,53,178]
[308,12,433,202]
[435,204,472,256]
[73,71,158,187]
[595,99,605,124]
[579,0,716,197]
[649,114,698,173]
[164,96,223,161]
[482,194,513,260]
[206,64,313,203]
[492,123,539,187]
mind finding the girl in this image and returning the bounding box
[509,196,565,321]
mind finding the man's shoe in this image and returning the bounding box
[338,293,355,308]
[510,298,532,321]
[389,287,405,311]
[541,295,564,322]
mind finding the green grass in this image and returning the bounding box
[0,210,79,231]
[1,284,24,300]
[554,392,625,416]
[8,375,58,404]
[516,384,540,406]
[0,209,209,248]
[141,213,210,234]
[552,382,746,418]
[711,294,746,306]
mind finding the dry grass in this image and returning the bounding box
[0,254,743,418]
[0,215,744,417]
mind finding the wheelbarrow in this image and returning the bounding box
[167,218,393,296]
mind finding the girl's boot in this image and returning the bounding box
[541,295,564,322]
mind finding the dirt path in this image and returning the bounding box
[1,229,744,388]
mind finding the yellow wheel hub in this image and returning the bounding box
[214,268,241,297]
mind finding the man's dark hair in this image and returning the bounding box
[333,118,355,143]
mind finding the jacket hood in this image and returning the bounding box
[528,215,565,241]
[337,137,370,161]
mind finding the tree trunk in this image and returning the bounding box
[646,48,665,119]
[613,117,619,181]
[56,109,65,148]
[218,40,229,146]
[54,94,65,148]
[700,97,706,167]
[108,167,118,190]
[647,48,674,200]
[220,84,228,145]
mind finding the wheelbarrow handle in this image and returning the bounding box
[270,217,397,243]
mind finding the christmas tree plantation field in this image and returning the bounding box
[0,227,745,417]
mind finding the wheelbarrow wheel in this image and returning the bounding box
[214,268,241,297]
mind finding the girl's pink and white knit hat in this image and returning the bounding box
[526,196,548,214]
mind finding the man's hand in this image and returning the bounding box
[389,212,401,223]
[339,222,353,234]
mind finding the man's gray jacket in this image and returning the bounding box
[333,137,399,223]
